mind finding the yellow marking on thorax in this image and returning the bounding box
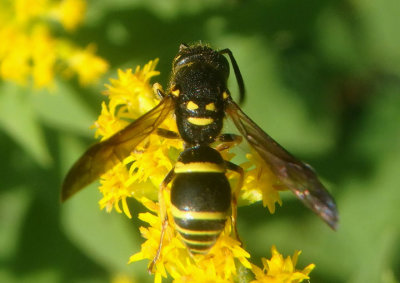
[223,91,230,100]
[174,161,225,173]
[205,102,216,111]
[187,117,214,126]
[171,206,228,221]
[171,85,181,97]
[187,101,199,110]
[171,88,180,97]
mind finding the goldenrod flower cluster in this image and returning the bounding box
[0,0,108,88]
[93,60,315,282]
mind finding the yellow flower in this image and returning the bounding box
[128,196,251,283]
[14,0,47,24]
[30,25,57,88]
[239,153,283,214]
[63,43,109,86]
[94,60,182,218]
[250,246,315,283]
[50,0,87,31]
[0,0,107,88]
[93,60,315,282]
[14,0,86,30]
[102,62,162,123]
[0,25,31,84]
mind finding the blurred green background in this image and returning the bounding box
[1,0,400,282]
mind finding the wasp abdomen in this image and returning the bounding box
[171,146,231,254]
[171,172,231,254]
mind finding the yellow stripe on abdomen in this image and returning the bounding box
[172,204,228,254]
[180,237,216,246]
[174,225,222,236]
[174,161,225,173]
[171,206,228,221]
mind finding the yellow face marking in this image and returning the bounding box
[171,206,228,221]
[205,102,216,111]
[171,86,180,97]
[187,101,199,110]
[223,91,230,100]
[174,161,225,173]
[187,117,214,126]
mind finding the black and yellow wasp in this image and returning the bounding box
[62,43,338,257]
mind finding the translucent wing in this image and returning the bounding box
[61,96,175,202]
[226,99,338,229]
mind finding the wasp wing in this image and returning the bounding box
[61,96,175,202]
[226,99,338,229]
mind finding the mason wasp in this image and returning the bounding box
[62,43,338,258]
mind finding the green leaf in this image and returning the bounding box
[59,135,147,277]
[0,83,51,167]
[31,80,98,137]
[0,187,32,261]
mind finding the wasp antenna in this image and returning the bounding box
[219,48,245,104]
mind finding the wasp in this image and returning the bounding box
[62,43,338,258]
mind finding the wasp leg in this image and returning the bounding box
[150,83,180,140]
[148,169,175,274]
[156,128,180,139]
[215,133,242,151]
[132,128,179,155]
[153,83,181,139]
[132,129,179,155]
[153,83,165,99]
[225,161,244,245]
